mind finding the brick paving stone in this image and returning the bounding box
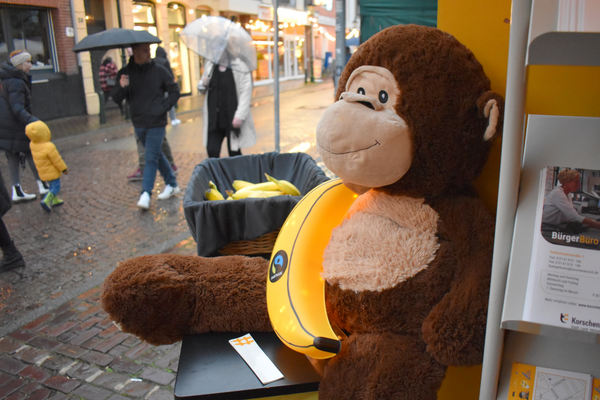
[107,345,128,358]
[56,331,78,344]
[65,363,101,381]
[0,376,26,398]
[81,337,103,350]
[109,357,143,375]
[71,383,112,400]
[77,317,102,331]
[147,389,173,400]
[139,367,175,386]
[53,301,75,314]
[121,380,155,397]
[106,394,129,400]
[124,342,152,360]
[27,387,52,400]
[47,391,73,400]
[46,322,79,338]
[0,337,22,353]
[0,371,12,385]
[79,351,114,367]
[136,349,159,364]
[92,372,130,390]
[97,318,114,330]
[168,360,178,373]
[49,310,76,326]
[70,328,102,346]
[77,306,102,322]
[94,332,129,354]
[6,391,26,400]
[9,330,37,342]
[22,315,53,331]
[19,365,51,382]
[121,336,140,348]
[28,337,60,351]
[15,347,49,364]
[54,344,86,359]
[78,287,100,301]
[43,376,81,393]
[19,381,43,394]
[98,324,120,339]
[40,355,73,372]
[0,356,27,374]
[153,345,180,369]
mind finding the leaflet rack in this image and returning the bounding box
[479,0,600,399]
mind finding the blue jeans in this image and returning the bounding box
[48,178,61,196]
[134,126,177,195]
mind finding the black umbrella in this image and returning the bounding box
[72,28,161,53]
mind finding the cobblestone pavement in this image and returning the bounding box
[0,80,335,399]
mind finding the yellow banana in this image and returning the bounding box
[231,190,285,200]
[235,181,280,193]
[266,178,357,359]
[232,180,254,191]
[208,180,219,191]
[265,173,301,196]
[205,188,224,201]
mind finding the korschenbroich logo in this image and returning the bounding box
[269,250,288,283]
[570,316,600,328]
[560,313,569,323]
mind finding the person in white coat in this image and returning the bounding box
[198,56,256,158]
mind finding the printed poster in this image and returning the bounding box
[523,166,600,332]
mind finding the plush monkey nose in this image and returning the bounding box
[339,92,384,111]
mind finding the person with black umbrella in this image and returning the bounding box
[111,43,181,210]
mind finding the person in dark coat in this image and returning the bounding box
[126,46,179,182]
[0,50,49,203]
[0,168,25,273]
[153,46,181,126]
[111,43,181,210]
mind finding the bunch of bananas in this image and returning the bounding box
[204,174,301,201]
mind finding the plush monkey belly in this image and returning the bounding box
[318,190,493,399]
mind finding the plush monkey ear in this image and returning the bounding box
[477,91,504,141]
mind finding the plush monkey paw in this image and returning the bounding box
[101,254,272,345]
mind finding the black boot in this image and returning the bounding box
[0,240,25,272]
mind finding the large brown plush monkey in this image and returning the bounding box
[101,25,503,399]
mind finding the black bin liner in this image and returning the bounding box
[184,152,330,257]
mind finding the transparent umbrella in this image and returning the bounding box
[179,16,257,73]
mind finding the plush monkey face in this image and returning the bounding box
[317,66,412,191]
[317,25,504,198]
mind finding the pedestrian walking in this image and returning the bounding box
[198,52,256,158]
[0,168,25,273]
[25,121,68,213]
[99,57,122,114]
[126,46,179,182]
[154,46,181,126]
[111,43,181,210]
[0,50,49,203]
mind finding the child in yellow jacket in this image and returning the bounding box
[25,121,68,213]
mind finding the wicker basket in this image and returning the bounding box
[218,230,280,256]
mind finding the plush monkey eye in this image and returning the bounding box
[379,90,389,103]
[357,87,365,95]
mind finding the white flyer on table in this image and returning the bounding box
[229,334,284,385]
[523,166,600,332]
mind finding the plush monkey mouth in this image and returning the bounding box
[318,140,381,155]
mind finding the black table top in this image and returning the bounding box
[174,332,321,400]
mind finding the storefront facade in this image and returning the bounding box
[12,0,356,118]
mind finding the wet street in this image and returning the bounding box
[0,80,336,336]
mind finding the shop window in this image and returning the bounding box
[132,0,158,56]
[167,3,191,94]
[0,6,56,71]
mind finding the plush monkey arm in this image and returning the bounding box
[421,196,495,366]
[101,254,272,345]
